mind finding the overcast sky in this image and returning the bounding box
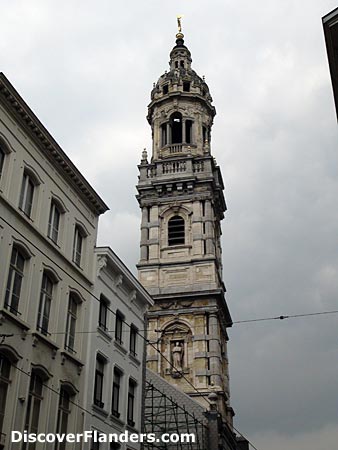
[1,1,338,449]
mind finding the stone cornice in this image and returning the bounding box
[0,73,109,215]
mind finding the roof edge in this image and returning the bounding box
[0,73,109,215]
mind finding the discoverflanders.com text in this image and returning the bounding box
[12,430,196,445]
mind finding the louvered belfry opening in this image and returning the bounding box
[168,215,185,246]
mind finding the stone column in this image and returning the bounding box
[205,200,214,254]
[208,313,222,387]
[140,207,149,260]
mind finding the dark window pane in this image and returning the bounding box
[168,215,185,246]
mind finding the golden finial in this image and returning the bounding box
[176,15,184,39]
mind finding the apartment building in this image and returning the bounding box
[83,247,153,450]
[0,73,108,449]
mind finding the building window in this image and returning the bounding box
[168,215,185,246]
[19,172,35,217]
[37,272,54,335]
[48,201,61,244]
[93,356,105,409]
[185,120,193,144]
[55,388,71,450]
[115,312,123,345]
[0,144,5,179]
[112,368,121,418]
[4,246,25,315]
[0,355,11,436]
[65,294,77,353]
[127,380,136,427]
[183,81,190,92]
[161,123,168,147]
[162,84,168,95]
[23,372,43,450]
[91,440,100,450]
[99,295,108,331]
[170,112,183,144]
[110,444,121,450]
[72,225,84,267]
[129,326,137,357]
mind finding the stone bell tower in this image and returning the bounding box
[137,24,234,424]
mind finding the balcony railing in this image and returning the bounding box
[141,157,214,181]
[160,143,197,158]
[162,161,186,174]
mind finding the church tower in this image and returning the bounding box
[137,23,234,423]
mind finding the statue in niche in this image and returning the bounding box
[172,341,183,375]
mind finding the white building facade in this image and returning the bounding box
[83,247,153,450]
[0,72,108,449]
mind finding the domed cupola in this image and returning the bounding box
[148,22,216,160]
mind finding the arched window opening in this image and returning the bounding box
[65,293,79,354]
[168,215,185,246]
[19,171,35,217]
[180,60,185,68]
[56,387,73,450]
[170,113,182,144]
[163,84,168,95]
[161,123,168,147]
[185,120,193,144]
[5,246,26,315]
[37,272,54,335]
[72,225,86,267]
[23,371,44,448]
[48,200,61,244]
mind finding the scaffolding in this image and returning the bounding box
[143,381,208,450]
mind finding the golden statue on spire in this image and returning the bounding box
[177,15,182,33]
[176,15,184,39]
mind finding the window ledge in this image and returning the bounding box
[162,244,192,251]
[97,326,112,341]
[61,350,84,368]
[92,403,109,417]
[32,331,59,352]
[126,423,139,433]
[0,308,30,331]
[129,353,141,366]
[114,340,127,355]
[109,414,125,427]
[47,235,61,249]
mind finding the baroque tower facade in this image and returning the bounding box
[137,29,233,423]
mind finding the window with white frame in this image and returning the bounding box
[129,325,137,357]
[0,354,11,437]
[65,294,78,353]
[23,371,44,450]
[72,225,84,267]
[55,388,71,450]
[127,379,136,427]
[19,172,35,217]
[4,246,26,315]
[37,272,54,335]
[115,312,123,345]
[47,201,61,244]
[112,368,122,418]
[98,295,108,331]
[93,356,105,409]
